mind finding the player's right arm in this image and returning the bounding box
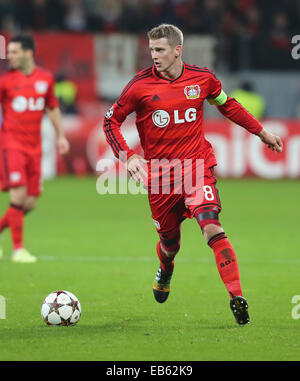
[103,78,148,183]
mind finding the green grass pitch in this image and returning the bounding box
[0,176,299,361]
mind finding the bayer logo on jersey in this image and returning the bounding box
[34,81,48,94]
[152,110,171,128]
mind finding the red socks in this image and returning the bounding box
[208,232,242,298]
[155,230,243,298]
[0,204,24,250]
[0,210,9,233]
[156,241,174,274]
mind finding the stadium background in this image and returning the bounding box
[1,0,299,180]
[0,0,300,362]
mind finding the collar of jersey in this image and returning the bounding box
[15,66,37,78]
[153,63,185,83]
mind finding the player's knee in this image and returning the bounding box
[160,244,180,257]
[24,204,35,214]
[158,226,182,257]
[202,224,224,242]
[10,186,27,206]
[194,209,223,240]
[24,197,37,213]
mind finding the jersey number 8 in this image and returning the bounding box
[203,185,215,201]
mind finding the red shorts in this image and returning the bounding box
[0,149,42,196]
[148,165,221,234]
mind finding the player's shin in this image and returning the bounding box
[0,210,9,233]
[207,232,243,297]
[7,203,24,250]
[156,241,175,274]
[157,226,181,272]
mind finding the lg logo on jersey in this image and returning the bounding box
[12,96,45,113]
[152,108,197,128]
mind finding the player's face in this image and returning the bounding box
[7,42,32,70]
[149,38,181,73]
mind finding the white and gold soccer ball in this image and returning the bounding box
[41,290,81,326]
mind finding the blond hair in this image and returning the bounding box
[147,24,184,47]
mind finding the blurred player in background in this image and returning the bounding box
[103,24,283,325]
[230,81,266,120]
[0,34,70,263]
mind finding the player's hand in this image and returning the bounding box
[127,154,148,184]
[258,128,283,153]
[57,135,70,155]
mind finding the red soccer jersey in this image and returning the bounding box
[104,63,224,167]
[0,66,58,154]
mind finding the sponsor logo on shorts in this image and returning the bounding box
[10,172,21,183]
[153,220,160,230]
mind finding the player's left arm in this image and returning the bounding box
[46,106,70,155]
[45,74,70,155]
[207,75,283,153]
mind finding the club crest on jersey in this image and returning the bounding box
[34,81,48,94]
[184,85,201,100]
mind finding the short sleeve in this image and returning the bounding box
[206,72,228,106]
[207,73,222,99]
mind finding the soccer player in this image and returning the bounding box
[103,24,283,325]
[0,34,70,263]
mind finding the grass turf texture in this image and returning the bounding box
[0,176,299,361]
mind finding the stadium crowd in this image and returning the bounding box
[0,0,298,70]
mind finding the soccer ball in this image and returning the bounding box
[41,290,81,326]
